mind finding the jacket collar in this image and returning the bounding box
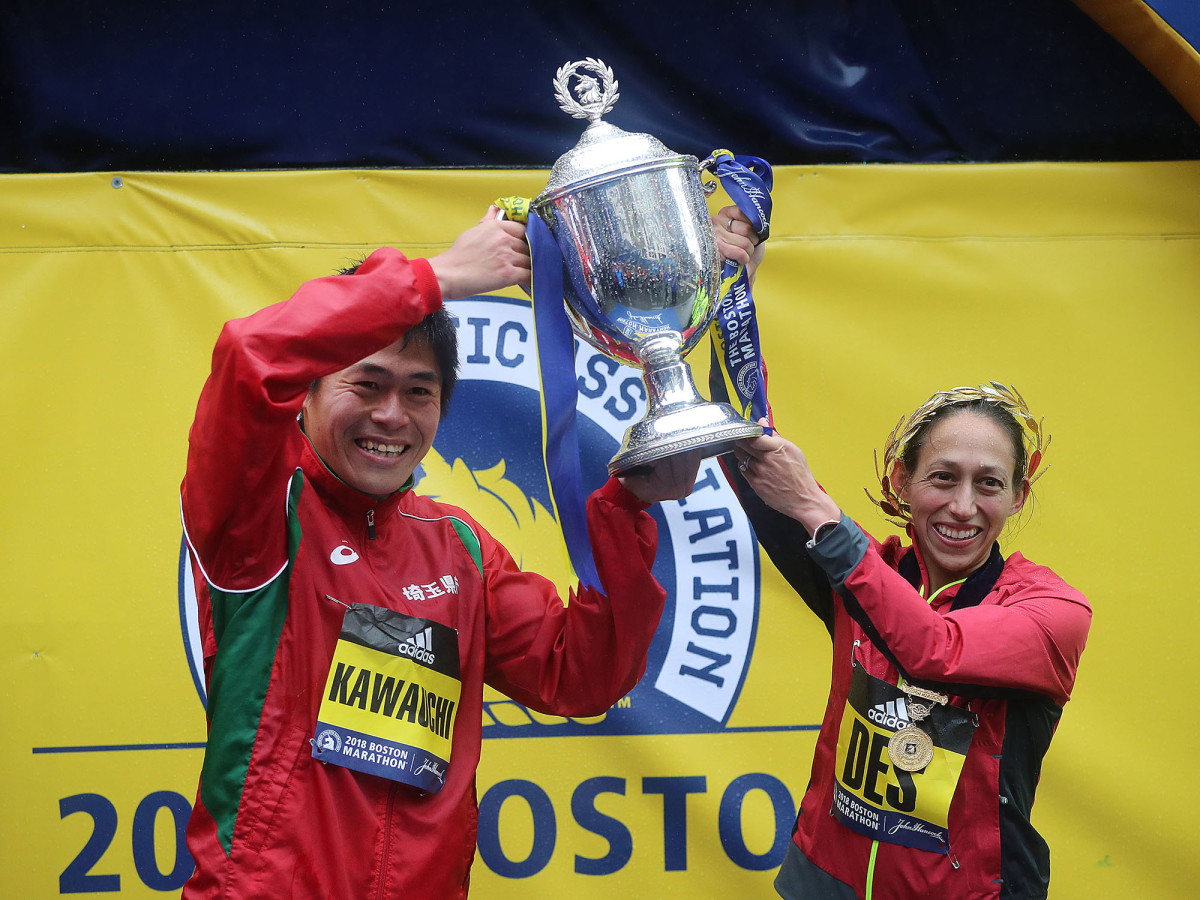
[298,431,412,523]
[898,532,1006,611]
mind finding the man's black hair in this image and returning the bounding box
[338,259,460,414]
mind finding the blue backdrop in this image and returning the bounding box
[2,0,1198,172]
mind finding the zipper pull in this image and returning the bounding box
[366,508,376,540]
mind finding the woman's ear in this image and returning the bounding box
[1011,476,1031,516]
[891,460,910,501]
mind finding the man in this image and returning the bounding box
[179,209,700,898]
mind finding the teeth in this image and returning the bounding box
[359,440,404,457]
[935,524,979,541]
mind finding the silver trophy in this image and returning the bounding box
[533,58,762,475]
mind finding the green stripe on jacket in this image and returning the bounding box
[200,472,305,855]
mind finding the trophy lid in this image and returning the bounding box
[535,59,695,205]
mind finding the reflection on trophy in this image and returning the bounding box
[532,58,763,475]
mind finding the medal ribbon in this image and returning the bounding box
[706,150,774,430]
[494,196,602,591]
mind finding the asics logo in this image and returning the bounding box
[330,544,359,565]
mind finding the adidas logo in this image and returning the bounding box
[867,698,910,731]
[397,627,436,665]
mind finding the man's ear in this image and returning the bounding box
[299,379,319,432]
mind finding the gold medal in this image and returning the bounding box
[888,724,934,772]
[886,683,947,772]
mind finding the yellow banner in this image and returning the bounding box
[2,163,1198,898]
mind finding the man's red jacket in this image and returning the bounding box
[180,249,666,898]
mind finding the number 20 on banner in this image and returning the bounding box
[58,791,193,894]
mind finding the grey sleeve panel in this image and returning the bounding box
[807,516,870,587]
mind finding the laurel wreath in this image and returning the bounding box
[552,57,620,121]
[866,381,1050,525]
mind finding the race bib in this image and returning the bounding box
[832,664,975,853]
[313,604,461,793]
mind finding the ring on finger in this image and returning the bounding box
[727,217,736,233]
[738,456,751,472]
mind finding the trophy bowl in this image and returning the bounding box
[532,59,762,475]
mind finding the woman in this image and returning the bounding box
[723,377,1091,899]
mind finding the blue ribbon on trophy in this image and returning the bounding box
[490,193,603,591]
[528,209,605,591]
[487,194,604,595]
[706,150,774,429]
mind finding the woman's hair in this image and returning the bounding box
[868,382,1049,525]
[900,400,1027,482]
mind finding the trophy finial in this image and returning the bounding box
[553,58,620,123]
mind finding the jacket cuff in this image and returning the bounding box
[599,476,652,511]
[808,516,869,587]
[408,256,444,308]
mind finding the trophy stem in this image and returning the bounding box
[639,334,704,412]
[607,334,763,476]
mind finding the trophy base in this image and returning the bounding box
[608,401,763,476]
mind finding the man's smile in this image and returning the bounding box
[357,438,407,458]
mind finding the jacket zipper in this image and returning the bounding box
[367,508,376,540]
[375,783,397,900]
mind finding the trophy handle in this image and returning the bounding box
[698,156,719,196]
